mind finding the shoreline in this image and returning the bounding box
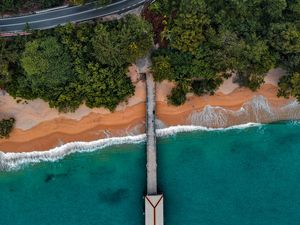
[0,123,263,171]
[0,67,298,153]
[0,83,299,153]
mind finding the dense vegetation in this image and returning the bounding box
[0,118,15,138]
[1,0,64,14]
[149,0,300,105]
[0,15,153,112]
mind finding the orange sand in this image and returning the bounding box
[0,68,294,152]
[157,84,291,125]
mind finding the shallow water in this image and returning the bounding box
[1,122,300,225]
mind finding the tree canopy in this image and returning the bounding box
[92,15,153,66]
[21,37,73,101]
[1,15,153,112]
[0,118,15,139]
[149,0,300,105]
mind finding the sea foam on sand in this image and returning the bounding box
[0,123,261,171]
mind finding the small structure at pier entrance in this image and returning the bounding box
[145,194,164,225]
[144,72,164,225]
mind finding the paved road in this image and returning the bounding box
[0,0,147,33]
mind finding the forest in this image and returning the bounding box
[0,15,153,112]
[149,0,300,105]
[1,0,300,111]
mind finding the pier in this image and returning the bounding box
[145,73,164,225]
[146,73,157,195]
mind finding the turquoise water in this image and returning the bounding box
[1,122,300,225]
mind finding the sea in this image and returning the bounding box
[1,121,300,225]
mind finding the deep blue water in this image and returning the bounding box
[1,122,300,225]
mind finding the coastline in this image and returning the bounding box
[0,68,299,153]
[0,123,263,171]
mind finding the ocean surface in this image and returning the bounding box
[1,121,300,225]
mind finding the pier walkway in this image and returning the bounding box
[146,73,157,195]
[144,73,164,225]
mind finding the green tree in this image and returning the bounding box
[261,0,287,19]
[285,0,300,20]
[191,77,223,96]
[281,53,300,71]
[151,55,174,81]
[79,63,134,111]
[168,0,210,53]
[278,72,300,100]
[92,15,153,66]
[168,9,210,54]
[234,38,276,90]
[20,37,74,101]
[0,118,15,139]
[150,0,294,105]
[167,83,188,106]
[1,15,150,113]
[268,23,300,54]
[0,40,18,88]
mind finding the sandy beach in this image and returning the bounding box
[0,67,298,152]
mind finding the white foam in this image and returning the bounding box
[189,95,298,126]
[0,135,146,171]
[245,95,275,122]
[189,105,229,127]
[156,123,261,137]
[0,123,261,171]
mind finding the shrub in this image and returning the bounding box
[191,78,223,96]
[0,118,15,139]
[167,84,188,106]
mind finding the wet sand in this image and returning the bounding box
[0,68,297,152]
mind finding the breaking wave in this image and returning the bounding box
[0,123,261,171]
[1,95,299,171]
[189,95,300,127]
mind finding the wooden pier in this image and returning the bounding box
[145,73,164,225]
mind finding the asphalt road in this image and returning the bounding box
[0,0,147,33]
